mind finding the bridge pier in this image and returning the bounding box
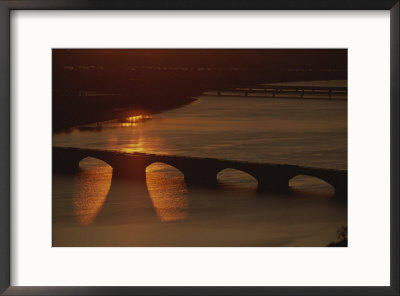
[315,172,348,200]
[52,148,82,173]
[257,175,290,194]
[333,181,348,200]
[183,168,218,188]
[184,174,218,188]
[53,156,80,173]
[111,158,149,182]
[112,167,147,181]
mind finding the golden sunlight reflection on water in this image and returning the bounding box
[72,157,113,225]
[146,163,189,222]
[125,115,151,123]
[120,115,151,127]
[117,132,163,154]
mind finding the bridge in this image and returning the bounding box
[53,147,348,199]
[210,84,347,100]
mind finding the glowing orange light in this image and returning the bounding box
[146,163,189,222]
[125,115,151,123]
[72,158,113,225]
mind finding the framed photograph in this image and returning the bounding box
[1,1,398,295]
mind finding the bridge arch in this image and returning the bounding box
[78,156,113,170]
[145,162,185,179]
[145,162,189,222]
[289,174,334,196]
[217,168,258,190]
[145,161,185,178]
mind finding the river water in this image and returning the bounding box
[53,88,347,247]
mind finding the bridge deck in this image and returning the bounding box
[53,146,346,174]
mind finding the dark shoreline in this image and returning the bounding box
[53,95,197,133]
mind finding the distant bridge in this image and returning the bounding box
[210,84,347,100]
[53,147,347,199]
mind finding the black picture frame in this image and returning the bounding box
[0,1,398,295]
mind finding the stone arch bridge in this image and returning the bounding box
[53,147,347,199]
